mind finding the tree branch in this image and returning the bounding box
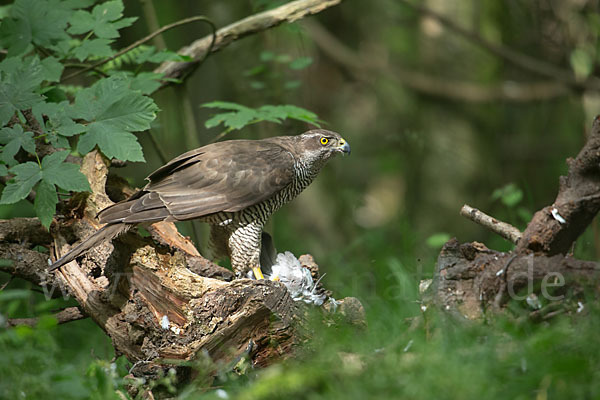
[0,218,52,245]
[397,0,600,92]
[460,204,522,244]
[154,0,343,86]
[302,19,570,103]
[6,306,86,327]
[62,16,216,83]
[516,117,600,255]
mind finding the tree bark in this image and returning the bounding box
[428,117,600,319]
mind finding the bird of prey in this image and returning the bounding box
[50,129,350,279]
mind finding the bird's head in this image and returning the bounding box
[295,129,351,166]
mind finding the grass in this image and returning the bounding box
[1,219,600,399]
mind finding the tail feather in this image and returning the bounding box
[49,223,130,271]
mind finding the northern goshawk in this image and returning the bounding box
[50,129,350,279]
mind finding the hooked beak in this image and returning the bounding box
[337,138,351,155]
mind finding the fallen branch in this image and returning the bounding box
[430,239,600,319]
[154,0,343,86]
[0,218,52,246]
[460,204,522,244]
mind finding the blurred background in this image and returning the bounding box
[119,0,599,303]
[3,0,600,398]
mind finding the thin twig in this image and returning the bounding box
[154,0,343,86]
[397,0,600,92]
[6,306,86,327]
[460,204,522,244]
[62,16,216,82]
[0,276,13,291]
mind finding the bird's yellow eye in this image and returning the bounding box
[320,137,329,145]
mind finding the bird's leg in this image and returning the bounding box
[228,221,265,280]
[252,266,265,280]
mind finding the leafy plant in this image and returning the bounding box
[243,50,313,91]
[202,101,321,138]
[0,0,166,228]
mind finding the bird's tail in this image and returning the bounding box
[49,223,130,271]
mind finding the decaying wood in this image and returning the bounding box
[1,150,363,385]
[516,117,600,255]
[432,117,600,319]
[430,239,600,319]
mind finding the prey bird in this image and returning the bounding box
[49,129,350,279]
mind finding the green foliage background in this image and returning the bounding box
[1,0,600,398]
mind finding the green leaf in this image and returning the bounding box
[0,164,7,176]
[426,232,452,249]
[41,150,69,169]
[0,84,43,128]
[0,161,41,204]
[68,0,137,39]
[126,72,163,95]
[78,129,144,161]
[0,0,73,56]
[72,38,114,62]
[0,56,57,126]
[0,16,32,56]
[492,183,523,208]
[55,118,86,137]
[260,51,275,62]
[71,75,157,161]
[570,48,593,80]
[41,151,90,192]
[0,125,36,166]
[243,65,266,77]
[279,105,320,124]
[34,179,58,228]
[39,56,64,83]
[202,102,321,130]
[32,100,84,142]
[202,101,251,111]
[289,57,313,70]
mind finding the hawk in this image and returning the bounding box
[50,129,350,279]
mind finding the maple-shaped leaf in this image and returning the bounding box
[0,161,41,204]
[68,0,137,39]
[40,150,90,192]
[36,151,90,227]
[72,38,115,62]
[0,125,36,166]
[0,56,62,126]
[0,0,74,56]
[71,75,158,161]
[202,102,321,131]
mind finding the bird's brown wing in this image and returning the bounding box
[98,140,296,224]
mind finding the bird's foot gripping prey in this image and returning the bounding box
[49,129,350,280]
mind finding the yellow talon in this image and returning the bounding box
[252,266,264,280]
